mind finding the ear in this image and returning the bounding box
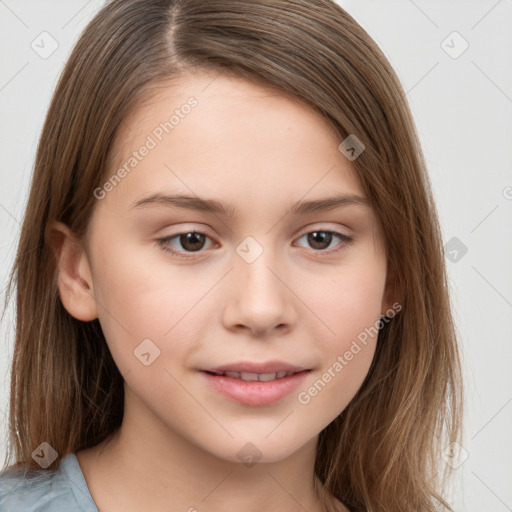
[48,221,98,321]
[381,261,402,317]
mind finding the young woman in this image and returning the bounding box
[0,1,462,511]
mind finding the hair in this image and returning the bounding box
[2,1,463,510]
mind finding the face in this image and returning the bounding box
[73,71,393,464]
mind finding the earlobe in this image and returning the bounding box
[48,221,98,322]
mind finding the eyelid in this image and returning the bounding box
[295,222,352,238]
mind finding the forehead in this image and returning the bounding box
[100,71,365,214]
[111,70,341,156]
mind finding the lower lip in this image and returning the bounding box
[200,370,310,406]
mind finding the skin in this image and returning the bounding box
[52,71,396,512]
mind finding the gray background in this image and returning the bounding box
[1,1,511,510]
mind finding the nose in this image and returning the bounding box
[221,245,297,337]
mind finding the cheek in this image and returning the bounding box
[296,303,380,429]
[89,235,211,371]
[313,251,387,345]
[296,343,376,431]
[296,253,386,415]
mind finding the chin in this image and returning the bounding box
[196,429,316,466]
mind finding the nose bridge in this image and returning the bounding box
[235,234,283,299]
[223,234,295,334]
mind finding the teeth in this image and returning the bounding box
[240,372,259,381]
[258,372,277,381]
[212,370,298,381]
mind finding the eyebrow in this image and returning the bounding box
[130,193,369,216]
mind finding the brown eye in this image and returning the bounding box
[156,230,214,256]
[307,231,333,250]
[178,232,207,252]
[296,230,353,253]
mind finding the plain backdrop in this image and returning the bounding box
[1,1,511,510]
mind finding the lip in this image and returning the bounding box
[199,361,311,406]
[202,360,308,374]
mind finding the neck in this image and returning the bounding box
[76,389,347,512]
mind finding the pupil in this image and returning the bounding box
[309,231,331,250]
[181,233,205,251]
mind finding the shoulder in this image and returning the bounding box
[0,465,57,511]
[0,453,97,512]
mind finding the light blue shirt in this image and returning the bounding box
[0,453,98,511]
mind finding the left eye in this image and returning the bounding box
[156,229,353,257]
[295,230,353,252]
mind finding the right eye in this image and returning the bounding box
[156,230,216,258]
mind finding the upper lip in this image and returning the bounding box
[201,361,309,374]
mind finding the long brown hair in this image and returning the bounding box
[2,1,463,510]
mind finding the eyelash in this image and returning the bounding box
[155,228,354,259]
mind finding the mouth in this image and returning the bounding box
[199,361,311,406]
[202,370,305,381]
[201,360,310,381]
